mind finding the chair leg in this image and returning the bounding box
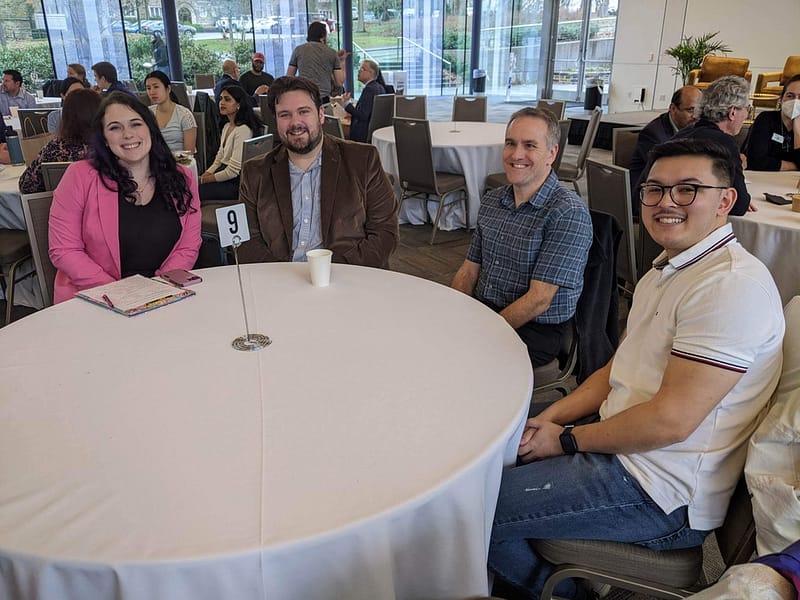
[462,190,469,233]
[4,259,23,326]
[572,180,581,196]
[430,194,448,245]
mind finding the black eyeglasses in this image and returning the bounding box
[639,183,728,206]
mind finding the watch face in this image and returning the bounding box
[560,428,578,455]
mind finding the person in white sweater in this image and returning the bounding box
[199,83,263,203]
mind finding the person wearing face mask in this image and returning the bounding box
[745,74,800,171]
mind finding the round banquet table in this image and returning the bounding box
[0,263,532,600]
[735,170,800,305]
[372,121,506,231]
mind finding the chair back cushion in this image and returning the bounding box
[242,134,273,163]
[700,56,750,82]
[20,191,55,307]
[392,117,437,194]
[783,56,800,83]
[367,94,395,143]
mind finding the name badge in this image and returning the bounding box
[772,133,785,144]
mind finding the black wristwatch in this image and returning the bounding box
[559,425,579,455]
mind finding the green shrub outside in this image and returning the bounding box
[0,42,55,89]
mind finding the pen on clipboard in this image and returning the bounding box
[102,294,115,308]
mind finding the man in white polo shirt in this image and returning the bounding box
[488,138,785,600]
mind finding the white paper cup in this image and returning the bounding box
[36,90,44,99]
[9,106,18,119]
[306,249,333,287]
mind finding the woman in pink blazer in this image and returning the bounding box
[49,91,201,304]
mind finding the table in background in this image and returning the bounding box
[373,121,506,230]
[0,163,40,307]
[734,170,800,305]
[0,263,532,600]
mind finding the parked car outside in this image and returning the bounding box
[141,20,196,38]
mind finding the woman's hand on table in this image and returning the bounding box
[200,172,216,184]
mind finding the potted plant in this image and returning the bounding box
[665,32,731,84]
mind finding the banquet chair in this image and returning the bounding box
[136,92,151,106]
[0,228,32,325]
[557,106,602,195]
[40,162,71,192]
[638,222,663,278]
[687,56,752,90]
[242,134,273,162]
[585,160,637,292]
[611,127,642,169]
[194,73,215,89]
[193,111,207,173]
[484,119,571,191]
[323,115,344,138]
[393,117,467,244]
[533,476,756,599]
[366,93,395,143]
[122,79,137,91]
[20,133,54,166]
[257,95,278,138]
[170,81,191,110]
[532,319,577,398]
[452,96,487,122]
[18,109,56,137]
[20,191,55,308]
[535,98,566,120]
[395,95,427,119]
[754,56,800,106]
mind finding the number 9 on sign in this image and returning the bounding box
[215,203,251,248]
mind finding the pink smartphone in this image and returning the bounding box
[161,269,203,287]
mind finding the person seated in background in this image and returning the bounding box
[67,63,88,85]
[91,61,135,96]
[238,76,398,268]
[47,76,90,133]
[645,75,752,215]
[19,88,101,194]
[213,59,242,102]
[0,69,36,116]
[628,85,701,207]
[239,52,274,96]
[198,84,262,203]
[487,139,785,600]
[145,70,197,154]
[340,60,386,143]
[452,107,592,370]
[745,74,800,171]
[49,91,201,304]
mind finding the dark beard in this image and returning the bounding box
[282,126,322,154]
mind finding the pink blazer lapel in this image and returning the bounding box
[96,180,122,279]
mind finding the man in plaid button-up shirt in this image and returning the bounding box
[452,107,592,368]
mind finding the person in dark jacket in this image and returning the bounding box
[629,86,701,206]
[340,60,386,143]
[641,76,751,215]
[745,74,800,171]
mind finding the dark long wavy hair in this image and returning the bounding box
[218,83,263,135]
[89,91,193,216]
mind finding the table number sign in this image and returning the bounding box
[214,204,270,351]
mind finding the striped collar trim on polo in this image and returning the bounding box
[654,223,736,271]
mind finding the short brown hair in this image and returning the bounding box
[507,107,561,150]
[267,76,322,113]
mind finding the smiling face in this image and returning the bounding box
[102,102,152,169]
[274,89,324,155]
[145,77,170,105]
[502,115,557,197]
[641,155,735,258]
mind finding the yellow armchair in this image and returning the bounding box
[754,56,800,98]
[687,56,752,90]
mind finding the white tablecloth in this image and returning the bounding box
[733,171,800,305]
[373,121,506,230]
[0,263,532,600]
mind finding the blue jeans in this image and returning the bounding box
[488,452,709,599]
